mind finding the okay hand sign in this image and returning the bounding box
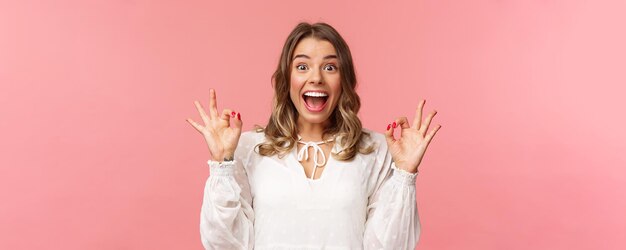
[385,99,442,173]
[186,89,242,161]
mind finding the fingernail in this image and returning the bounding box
[231,111,236,117]
[392,122,397,128]
[237,113,241,120]
[387,124,391,131]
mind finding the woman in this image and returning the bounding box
[186,22,441,250]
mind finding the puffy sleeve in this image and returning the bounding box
[363,138,421,250]
[200,133,255,250]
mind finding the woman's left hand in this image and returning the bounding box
[384,99,442,173]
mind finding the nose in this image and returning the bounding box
[308,68,323,84]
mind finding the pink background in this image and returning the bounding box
[1,0,625,249]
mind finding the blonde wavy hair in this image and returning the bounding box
[255,22,374,161]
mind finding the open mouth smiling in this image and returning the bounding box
[302,91,329,112]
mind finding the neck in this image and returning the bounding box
[296,117,331,142]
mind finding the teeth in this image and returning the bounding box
[303,92,328,97]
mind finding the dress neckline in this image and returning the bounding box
[291,138,335,182]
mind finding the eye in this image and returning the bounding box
[296,64,308,71]
[324,64,337,71]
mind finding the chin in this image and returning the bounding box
[298,113,333,125]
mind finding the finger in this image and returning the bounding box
[232,112,243,133]
[395,117,410,129]
[413,99,426,130]
[186,118,203,133]
[384,122,395,145]
[394,116,410,139]
[425,124,442,144]
[193,101,210,125]
[419,110,437,136]
[220,108,234,127]
[209,89,219,119]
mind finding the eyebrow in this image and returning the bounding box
[292,54,338,60]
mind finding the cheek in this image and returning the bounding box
[289,75,304,102]
[333,88,342,105]
[329,77,342,98]
[291,72,306,86]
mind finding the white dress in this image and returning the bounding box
[200,129,420,250]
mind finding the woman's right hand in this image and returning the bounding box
[186,89,242,161]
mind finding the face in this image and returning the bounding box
[289,37,342,127]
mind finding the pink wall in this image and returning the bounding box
[1,0,625,249]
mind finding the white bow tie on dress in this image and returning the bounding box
[296,135,334,180]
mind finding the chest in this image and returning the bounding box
[248,152,372,213]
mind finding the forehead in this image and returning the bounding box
[292,37,337,59]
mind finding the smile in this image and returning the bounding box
[302,91,329,112]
